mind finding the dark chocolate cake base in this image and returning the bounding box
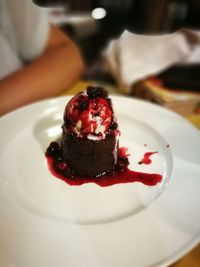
[61,133,117,177]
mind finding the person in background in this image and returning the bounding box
[0,0,85,115]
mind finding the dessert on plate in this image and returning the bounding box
[61,85,120,177]
[46,86,162,187]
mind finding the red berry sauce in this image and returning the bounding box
[138,151,158,165]
[46,143,162,187]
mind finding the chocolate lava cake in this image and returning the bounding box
[60,86,119,177]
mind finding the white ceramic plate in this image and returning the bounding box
[0,96,199,267]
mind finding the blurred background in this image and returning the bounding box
[33,0,200,118]
[34,0,200,80]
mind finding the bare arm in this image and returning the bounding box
[0,25,85,115]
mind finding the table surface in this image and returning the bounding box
[61,80,200,267]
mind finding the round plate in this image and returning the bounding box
[0,96,200,267]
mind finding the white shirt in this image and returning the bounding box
[0,0,49,79]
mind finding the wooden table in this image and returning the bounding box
[61,81,200,267]
[171,244,200,267]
